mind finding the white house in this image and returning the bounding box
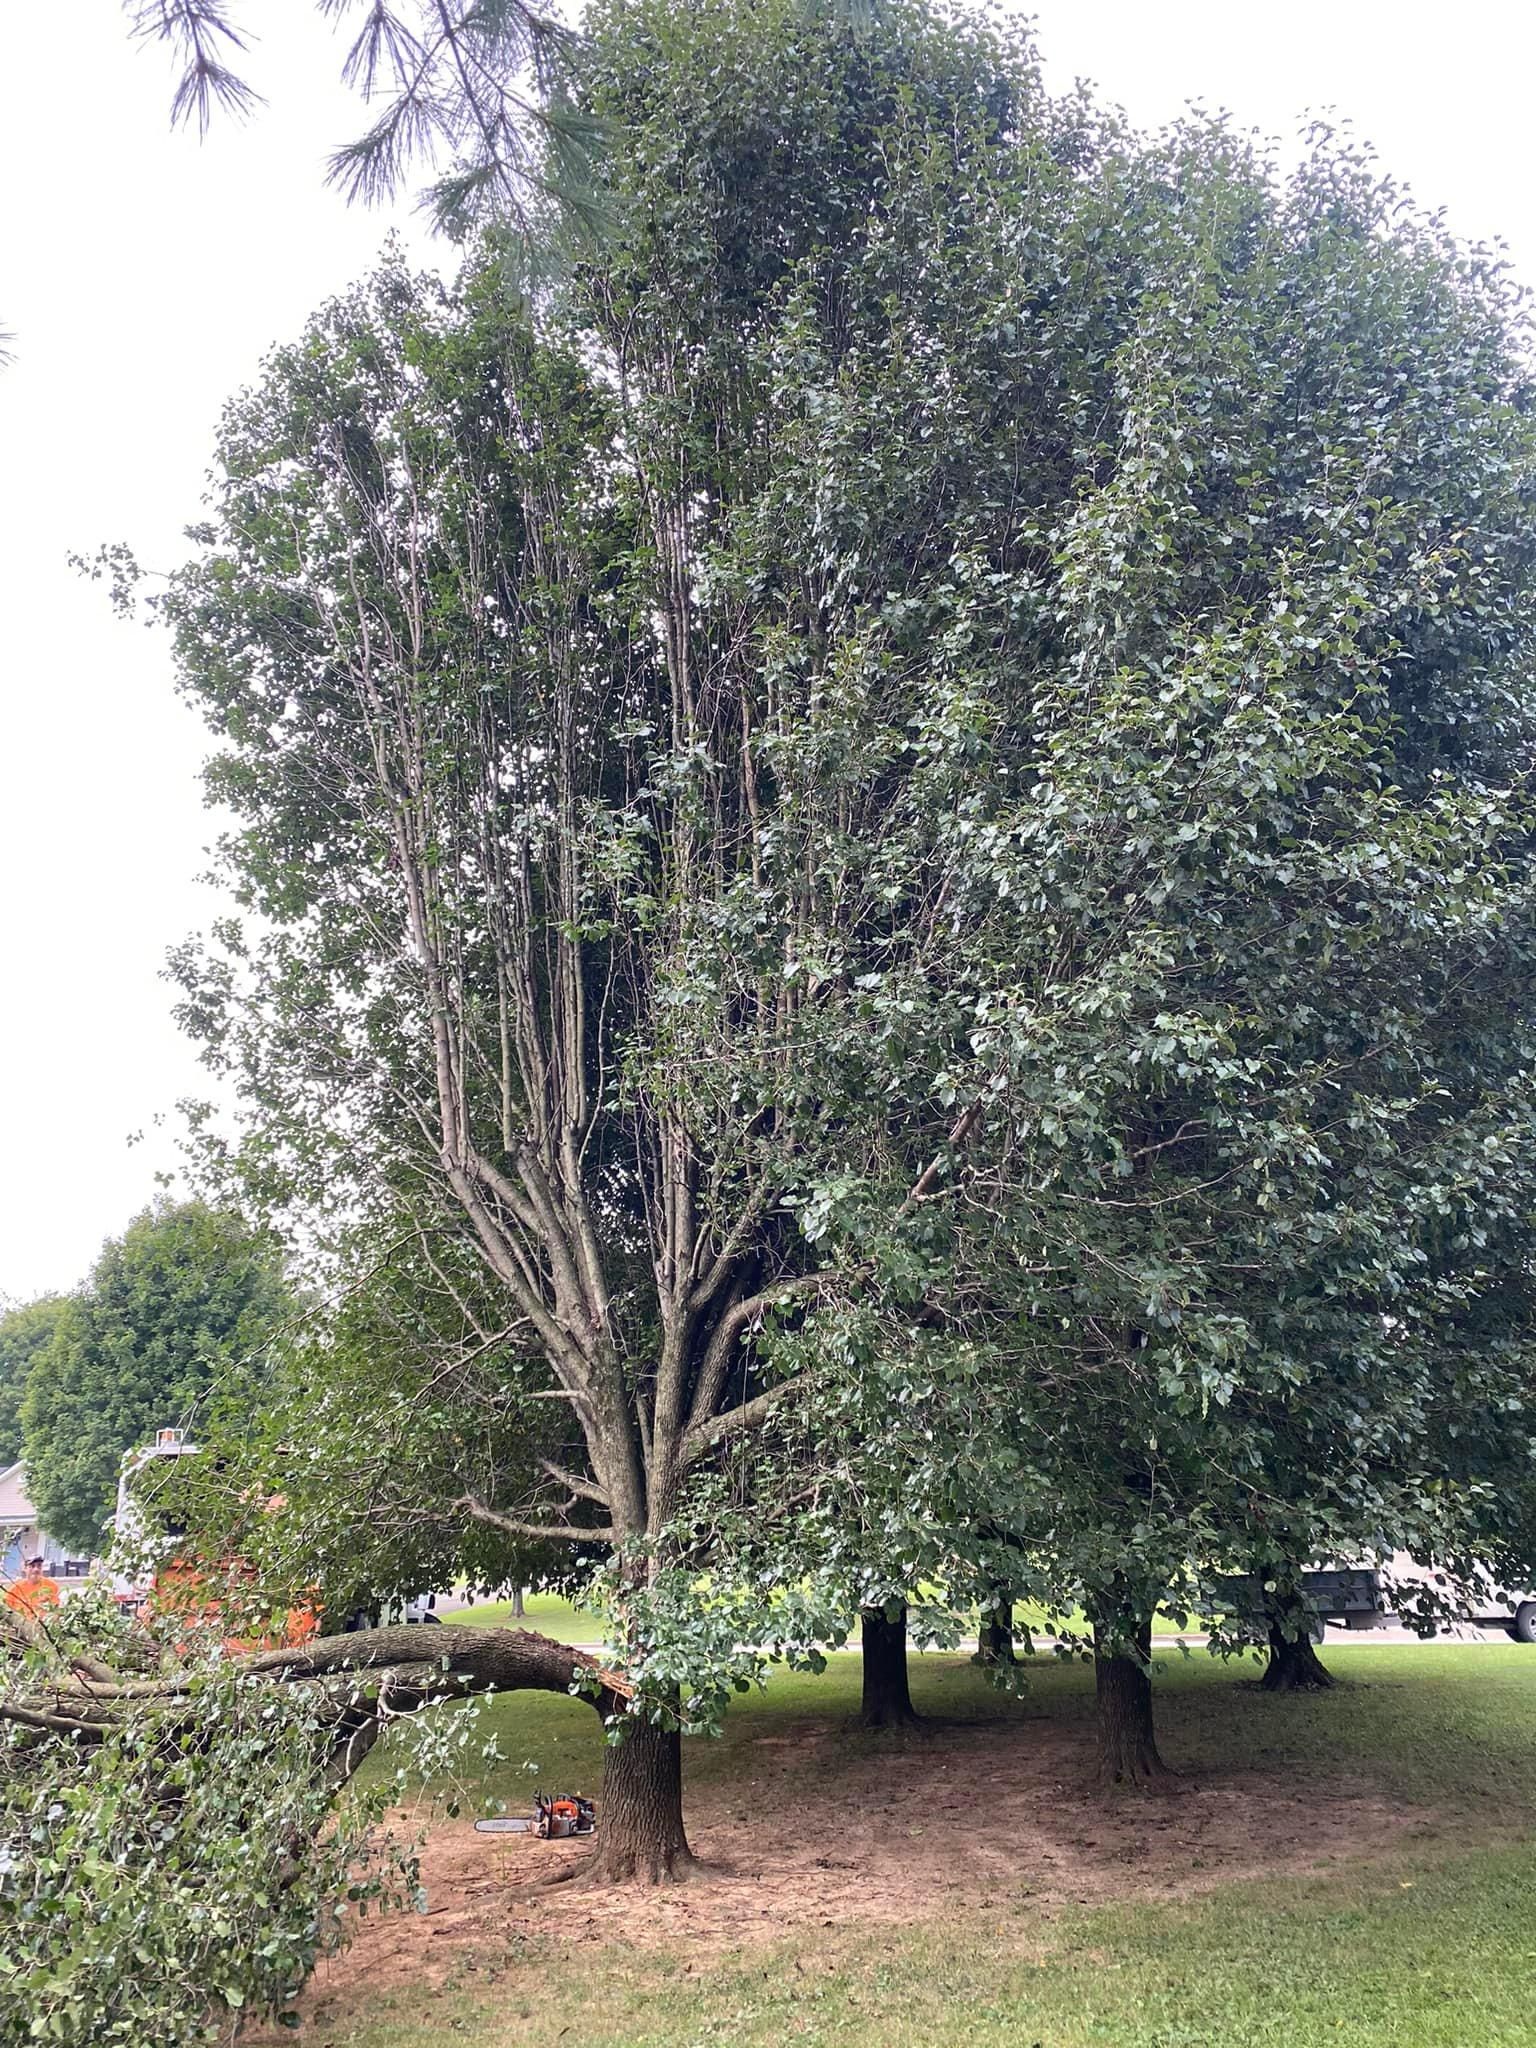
[0,1460,71,1581]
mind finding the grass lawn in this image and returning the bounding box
[452,1591,605,1643]
[286,1645,1536,2048]
[450,1593,1188,1646]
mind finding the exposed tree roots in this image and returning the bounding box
[1260,1626,1335,1692]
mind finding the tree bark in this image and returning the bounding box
[858,1605,921,1728]
[973,1598,1015,1667]
[1261,1622,1334,1692]
[1092,1620,1172,1788]
[0,1623,629,1784]
[511,1585,526,1619]
[580,1712,694,1884]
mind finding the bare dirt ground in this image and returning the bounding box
[277,1706,1432,2025]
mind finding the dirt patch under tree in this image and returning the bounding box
[271,1699,1437,2030]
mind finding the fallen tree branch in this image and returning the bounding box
[1,1625,634,1765]
[243,1623,631,1703]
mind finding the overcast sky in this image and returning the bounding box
[2,1,1534,1303]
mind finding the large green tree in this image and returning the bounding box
[710,108,1536,1773]
[158,0,1041,1881]
[5,21,1536,2047]
[21,1201,290,1554]
[0,1296,65,1469]
[124,0,1536,1865]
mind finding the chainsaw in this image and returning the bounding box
[474,1793,596,1840]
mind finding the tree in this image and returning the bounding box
[0,1297,65,1469]
[1260,1609,1334,1694]
[858,1605,920,1729]
[124,0,589,239]
[126,0,1536,1865]
[738,110,1536,1779]
[156,0,1036,1881]
[20,1201,289,1554]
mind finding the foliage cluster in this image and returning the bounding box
[13,1201,289,1556]
[0,1591,417,2048]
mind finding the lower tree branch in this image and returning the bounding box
[458,1489,616,1546]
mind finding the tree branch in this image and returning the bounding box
[897,1097,986,1217]
[536,1457,610,1506]
[681,1378,802,1465]
[685,1272,828,1434]
[458,1490,615,1546]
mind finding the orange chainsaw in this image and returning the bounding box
[475,1793,596,1839]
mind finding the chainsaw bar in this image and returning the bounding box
[475,1793,597,1839]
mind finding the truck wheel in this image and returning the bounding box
[1512,1603,1536,1644]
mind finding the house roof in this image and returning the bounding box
[0,1459,41,1527]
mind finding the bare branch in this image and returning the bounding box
[458,1490,615,1546]
[536,1457,610,1506]
[681,1379,802,1465]
[685,1272,829,1434]
[897,1097,986,1218]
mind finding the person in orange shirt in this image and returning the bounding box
[4,1555,61,1622]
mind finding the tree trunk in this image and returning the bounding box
[1261,1622,1334,1692]
[973,1598,1015,1667]
[1092,1620,1172,1788]
[582,1712,694,1884]
[858,1605,921,1728]
[511,1584,526,1619]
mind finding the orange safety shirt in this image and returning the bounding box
[4,1574,61,1621]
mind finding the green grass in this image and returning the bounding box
[451,1593,1184,1650]
[452,1590,604,1644]
[317,1645,1536,2047]
[319,1843,1536,2048]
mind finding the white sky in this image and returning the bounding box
[2,1,1534,1302]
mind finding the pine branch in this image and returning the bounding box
[125,1,263,134]
[123,2,593,239]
